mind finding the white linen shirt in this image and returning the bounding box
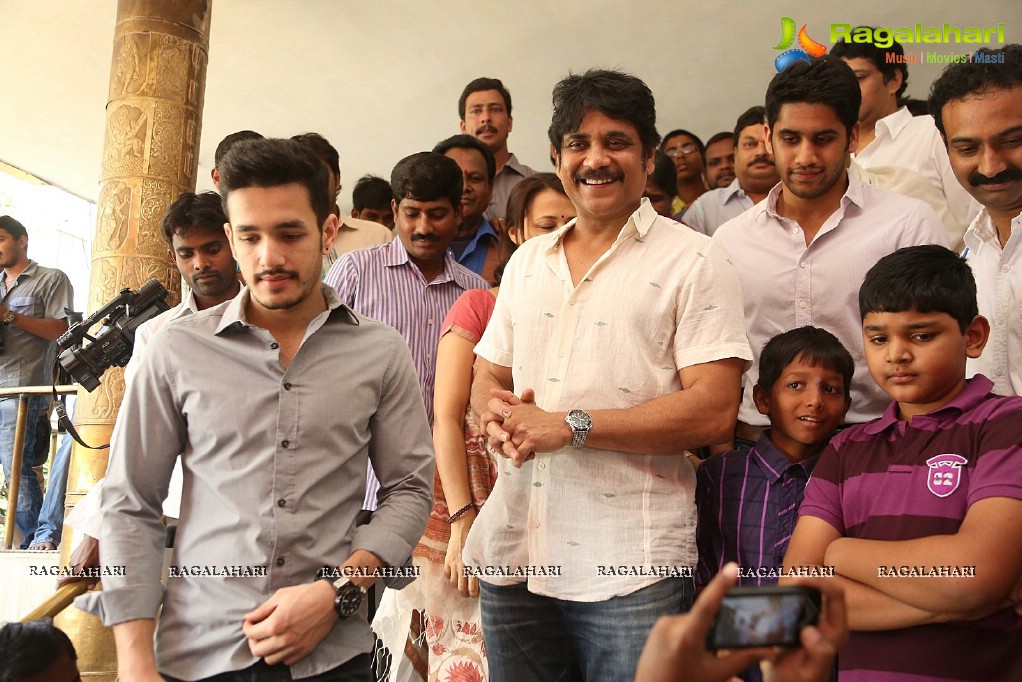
[682,178,758,237]
[714,173,948,427]
[965,209,1022,396]
[853,107,980,244]
[467,199,752,602]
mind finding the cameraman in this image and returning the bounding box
[0,215,73,550]
[60,192,240,573]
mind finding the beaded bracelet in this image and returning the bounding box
[448,503,475,523]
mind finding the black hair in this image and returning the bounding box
[830,30,910,100]
[757,326,854,396]
[648,150,678,197]
[765,57,861,137]
[352,175,393,212]
[291,132,341,186]
[903,98,930,116]
[859,245,978,333]
[218,137,332,229]
[928,45,1022,137]
[160,191,228,247]
[433,134,497,183]
[548,69,660,156]
[0,619,77,682]
[705,131,735,151]
[459,77,512,119]
[0,216,28,241]
[390,152,463,209]
[733,106,766,141]
[660,129,705,158]
[213,130,263,169]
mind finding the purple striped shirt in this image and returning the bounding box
[800,374,1022,681]
[325,238,488,510]
[695,434,818,587]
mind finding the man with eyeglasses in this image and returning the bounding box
[661,129,708,217]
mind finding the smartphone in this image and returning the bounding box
[707,586,821,650]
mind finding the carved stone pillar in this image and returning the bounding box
[56,2,211,677]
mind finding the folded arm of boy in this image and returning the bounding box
[823,497,1022,613]
[782,516,993,631]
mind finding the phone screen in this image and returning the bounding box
[708,586,821,649]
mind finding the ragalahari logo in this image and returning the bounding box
[773,17,828,72]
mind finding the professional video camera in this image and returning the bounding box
[56,278,170,392]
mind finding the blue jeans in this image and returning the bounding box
[33,397,74,546]
[480,577,695,682]
[0,395,45,548]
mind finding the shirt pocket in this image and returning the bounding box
[8,296,39,317]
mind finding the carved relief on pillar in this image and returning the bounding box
[95,181,133,253]
[137,177,175,257]
[102,102,148,179]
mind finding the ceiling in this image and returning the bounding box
[0,0,1013,211]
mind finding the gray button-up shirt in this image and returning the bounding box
[79,285,434,680]
[0,260,74,390]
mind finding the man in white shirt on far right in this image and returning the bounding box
[929,44,1022,396]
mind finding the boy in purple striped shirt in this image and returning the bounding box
[696,326,853,589]
[784,245,1022,681]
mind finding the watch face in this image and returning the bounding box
[335,582,363,619]
[567,410,592,430]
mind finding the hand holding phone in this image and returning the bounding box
[707,586,822,650]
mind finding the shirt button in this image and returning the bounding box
[533,522,541,528]
[1002,265,1010,272]
[276,557,285,567]
[283,382,292,390]
[282,440,290,448]
[270,342,279,350]
[791,227,800,234]
[277,498,287,507]
[799,300,807,309]
[428,319,434,325]
[538,462,546,470]
[799,261,807,268]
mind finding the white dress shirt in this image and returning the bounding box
[682,178,757,237]
[965,209,1022,396]
[714,173,948,427]
[853,107,980,246]
[467,199,752,601]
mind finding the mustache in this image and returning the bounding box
[254,267,297,280]
[575,169,625,183]
[969,167,1022,187]
[747,155,774,167]
[474,125,498,136]
[410,233,440,243]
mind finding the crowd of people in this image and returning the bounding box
[1,31,1019,682]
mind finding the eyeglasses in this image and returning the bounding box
[664,144,699,158]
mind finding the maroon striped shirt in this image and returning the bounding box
[800,375,1022,681]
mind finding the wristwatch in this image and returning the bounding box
[0,310,14,326]
[564,409,592,448]
[332,576,366,619]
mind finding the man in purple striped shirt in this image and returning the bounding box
[325,152,488,511]
[696,326,853,589]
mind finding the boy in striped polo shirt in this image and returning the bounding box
[784,245,1022,681]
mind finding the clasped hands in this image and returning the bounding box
[480,388,572,467]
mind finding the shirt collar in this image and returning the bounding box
[1,260,37,288]
[462,217,499,252]
[214,284,357,335]
[863,374,996,434]
[383,235,481,289]
[547,199,653,251]
[876,106,913,140]
[722,178,747,203]
[503,154,529,178]
[749,432,819,482]
[760,171,863,221]
[963,207,1022,253]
